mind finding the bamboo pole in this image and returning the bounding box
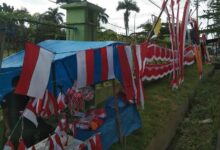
[112,80,123,145]
[147,0,169,41]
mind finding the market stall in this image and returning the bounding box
[0,40,142,150]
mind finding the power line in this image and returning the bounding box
[107,22,134,32]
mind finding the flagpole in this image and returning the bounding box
[147,0,169,41]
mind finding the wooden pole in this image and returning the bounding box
[147,0,169,41]
[112,80,123,145]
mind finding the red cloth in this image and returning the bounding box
[17,138,27,150]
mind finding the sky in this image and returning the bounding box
[0,0,208,34]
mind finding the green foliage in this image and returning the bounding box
[98,9,109,24]
[0,4,66,57]
[200,0,220,36]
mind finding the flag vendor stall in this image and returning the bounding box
[0,40,142,150]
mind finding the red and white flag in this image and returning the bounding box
[36,98,43,114]
[3,139,14,150]
[134,45,145,109]
[69,122,77,137]
[17,138,27,150]
[53,134,64,150]
[23,99,38,127]
[40,90,59,118]
[57,92,66,111]
[16,43,54,99]
[87,133,102,150]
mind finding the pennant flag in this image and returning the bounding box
[54,134,64,150]
[17,139,27,150]
[16,43,54,99]
[134,45,145,109]
[179,0,190,82]
[69,122,77,137]
[36,98,43,114]
[154,18,162,36]
[23,99,38,127]
[3,139,14,150]
[40,90,59,118]
[57,92,66,111]
[76,46,114,88]
[87,134,102,150]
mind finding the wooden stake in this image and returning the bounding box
[112,80,123,145]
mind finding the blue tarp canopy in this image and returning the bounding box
[0,40,124,101]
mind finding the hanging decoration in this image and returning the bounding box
[15,43,54,99]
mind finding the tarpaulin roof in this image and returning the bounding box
[1,40,123,69]
[0,40,125,102]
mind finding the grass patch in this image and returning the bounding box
[110,64,213,150]
[168,69,220,150]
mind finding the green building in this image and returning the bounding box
[61,1,103,41]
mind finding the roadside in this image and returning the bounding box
[168,69,220,150]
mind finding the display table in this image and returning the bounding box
[28,97,141,150]
[75,97,142,150]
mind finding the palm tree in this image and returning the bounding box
[116,0,140,36]
[44,7,64,24]
[98,9,109,24]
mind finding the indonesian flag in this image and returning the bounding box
[87,134,102,150]
[23,99,38,127]
[40,90,59,118]
[17,139,27,150]
[57,92,66,111]
[36,97,43,114]
[55,117,69,146]
[53,134,64,150]
[3,139,14,150]
[16,43,54,99]
[69,122,77,137]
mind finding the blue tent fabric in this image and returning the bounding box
[0,40,142,149]
[0,40,125,101]
[75,97,141,150]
